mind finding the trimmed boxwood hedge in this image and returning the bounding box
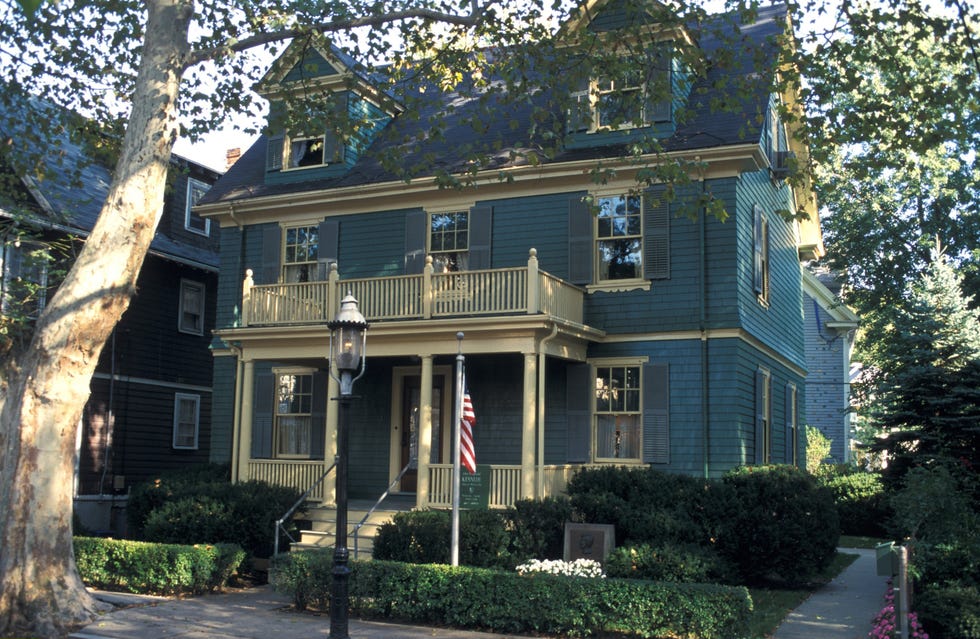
[74,536,246,596]
[272,551,753,638]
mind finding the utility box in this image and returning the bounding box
[876,541,898,576]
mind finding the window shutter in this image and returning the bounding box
[754,369,768,464]
[311,371,328,459]
[566,363,592,463]
[568,197,593,285]
[324,93,349,164]
[753,205,764,294]
[785,384,796,465]
[404,209,427,274]
[566,91,591,135]
[644,49,672,123]
[317,219,339,280]
[643,363,670,464]
[644,188,670,280]
[252,372,275,459]
[266,134,284,171]
[468,205,493,270]
[261,224,282,285]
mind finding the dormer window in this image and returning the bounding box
[283,132,344,170]
[567,52,672,134]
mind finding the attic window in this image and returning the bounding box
[597,72,645,129]
[567,52,672,134]
[289,135,326,168]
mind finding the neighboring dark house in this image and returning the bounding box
[0,102,221,534]
[196,0,824,543]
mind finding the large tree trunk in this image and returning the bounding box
[0,1,192,636]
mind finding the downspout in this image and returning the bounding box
[229,343,244,482]
[697,158,710,479]
[536,324,559,499]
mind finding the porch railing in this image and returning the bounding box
[247,459,330,502]
[241,248,584,327]
[427,464,523,509]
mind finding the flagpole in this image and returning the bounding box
[451,332,464,567]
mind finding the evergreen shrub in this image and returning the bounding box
[506,496,572,562]
[718,465,839,584]
[916,584,980,639]
[372,508,511,568]
[272,552,753,638]
[605,542,735,584]
[817,467,889,536]
[74,536,245,595]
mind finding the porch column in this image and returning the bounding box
[236,358,255,483]
[325,370,340,505]
[536,351,547,499]
[416,355,434,508]
[521,352,537,499]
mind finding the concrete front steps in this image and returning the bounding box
[291,495,415,560]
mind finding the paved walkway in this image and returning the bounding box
[71,547,887,639]
[773,547,888,639]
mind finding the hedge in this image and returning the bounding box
[74,536,246,596]
[272,551,752,638]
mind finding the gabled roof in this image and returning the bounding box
[0,97,220,270]
[201,4,791,207]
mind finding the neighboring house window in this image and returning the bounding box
[753,204,770,304]
[275,372,313,458]
[596,194,642,281]
[1,240,49,319]
[178,279,205,335]
[567,54,671,133]
[785,383,798,465]
[173,393,200,449]
[755,368,771,464]
[594,364,642,461]
[184,178,210,236]
[283,225,319,282]
[429,211,469,272]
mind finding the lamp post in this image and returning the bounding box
[327,292,368,639]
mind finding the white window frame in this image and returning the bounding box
[595,193,644,284]
[273,368,315,459]
[758,368,772,464]
[178,278,205,335]
[284,133,328,170]
[2,240,50,319]
[184,178,210,236]
[591,358,645,463]
[753,204,770,306]
[570,58,671,134]
[428,209,470,272]
[282,224,320,282]
[172,393,200,449]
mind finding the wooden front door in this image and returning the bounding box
[399,376,444,493]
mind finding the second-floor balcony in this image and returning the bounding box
[241,248,585,327]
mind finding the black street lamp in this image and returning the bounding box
[327,292,368,639]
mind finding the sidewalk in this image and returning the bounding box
[71,547,887,639]
[773,547,888,639]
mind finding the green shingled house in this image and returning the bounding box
[196,0,823,547]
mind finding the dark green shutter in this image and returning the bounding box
[311,371,328,459]
[643,363,670,464]
[404,209,427,274]
[468,205,493,270]
[252,372,274,459]
[568,197,593,285]
[566,363,592,463]
[323,93,349,164]
[261,224,281,285]
[644,188,670,280]
[317,219,339,280]
[644,47,671,123]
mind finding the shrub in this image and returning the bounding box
[74,536,245,596]
[718,465,839,584]
[143,495,233,545]
[270,547,334,610]
[373,509,511,568]
[506,496,572,562]
[818,468,889,536]
[605,542,735,584]
[272,553,753,639]
[805,426,832,474]
[916,584,980,639]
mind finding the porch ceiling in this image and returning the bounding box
[215,314,605,362]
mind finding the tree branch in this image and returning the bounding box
[183,6,486,68]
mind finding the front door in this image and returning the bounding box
[399,376,444,492]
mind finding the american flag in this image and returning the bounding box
[460,391,476,474]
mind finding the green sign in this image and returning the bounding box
[459,464,490,509]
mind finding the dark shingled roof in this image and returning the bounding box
[202,3,787,206]
[0,98,220,269]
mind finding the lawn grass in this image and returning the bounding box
[839,534,892,549]
[746,551,860,639]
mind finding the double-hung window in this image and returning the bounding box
[596,194,643,281]
[275,372,313,458]
[594,364,642,461]
[567,51,671,134]
[283,225,320,283]
[753,204,770,305]
[184,178,210,236]
[173,393,200,449]
[288,135,327,168]
[178,279,205,335]
[429,211,469,272]
[755,368,772,464]
[1,240,50,319]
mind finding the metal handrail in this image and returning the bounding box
[273,461,337,557]
[351,462,414,559]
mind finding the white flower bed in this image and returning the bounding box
[515,558,606,578]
